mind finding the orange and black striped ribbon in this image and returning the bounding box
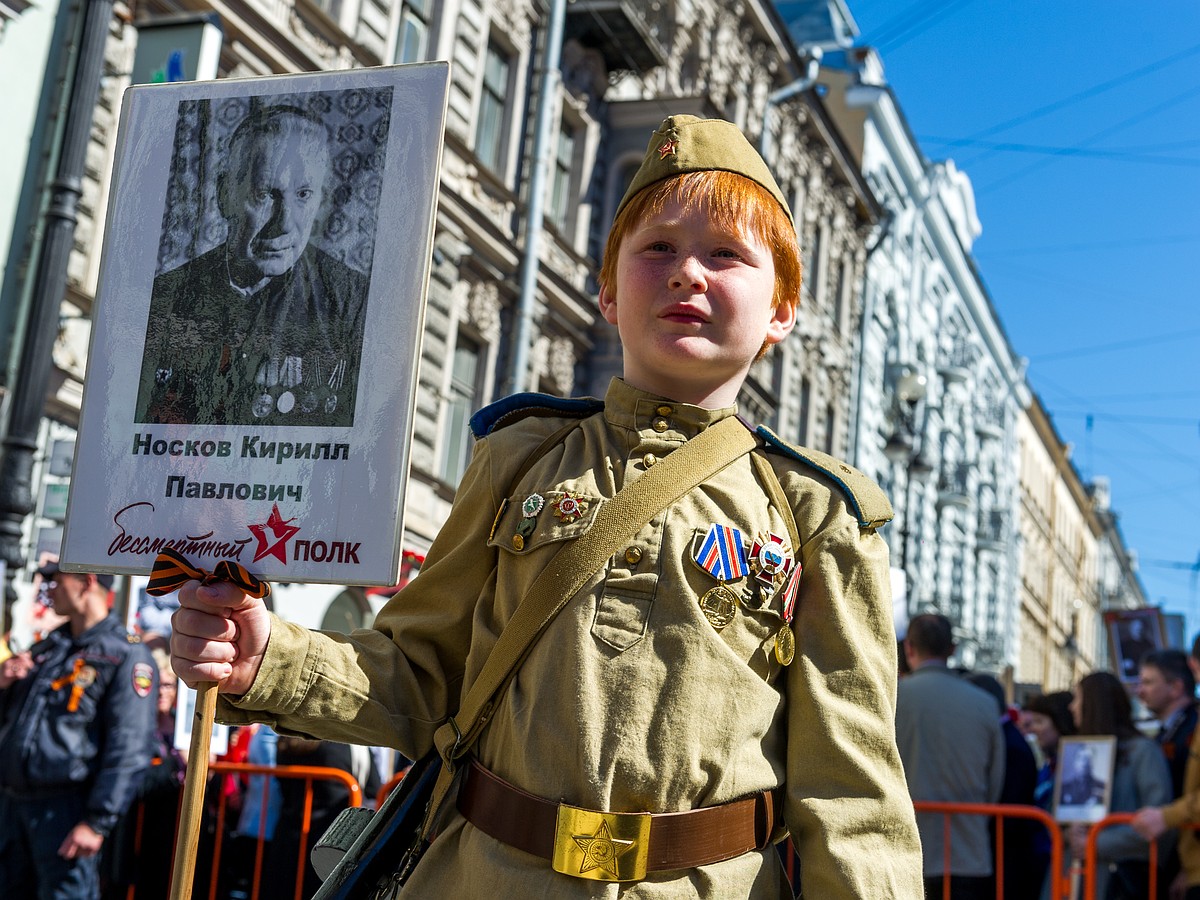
[146,547,272,599]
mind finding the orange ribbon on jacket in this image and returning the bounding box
[146,547,272,600]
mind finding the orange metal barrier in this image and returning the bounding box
[121,786,1190,899]
[375,762,412,809]
[119,761,362,900]
[1080,811,1169,900]
[911,801,1066,900]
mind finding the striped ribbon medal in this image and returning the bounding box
[694,524,748,629]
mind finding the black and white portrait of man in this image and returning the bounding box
[135,89,391,427]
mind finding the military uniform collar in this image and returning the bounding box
[602,378,736,439]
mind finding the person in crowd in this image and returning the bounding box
[225,722,282,900]
[1132,633,1200,900]
[1069,670,1172,900]
[1137,648,1198,897]
[895,613,1006,900]
[966,672,1043,900]
[101,644,188,899]
[1138,649,1199,797]
[1024,691,1077,899]
[169,114,924,897]
[265,737,381,899]
[0,563,158,898]
[136,104,369,427]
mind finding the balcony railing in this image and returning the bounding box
[938,341,976,383]
[977,509,1006,549]
[937,463,971,508]
[974,402,1006,439]
[563,0,668,72]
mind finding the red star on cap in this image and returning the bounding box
[248,503,300,564]
[658,138,678,159]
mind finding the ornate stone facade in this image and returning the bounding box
[821,47,1030,672]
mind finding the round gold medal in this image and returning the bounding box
[699,584,738,629]
[774,627,795,666]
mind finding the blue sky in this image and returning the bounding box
[842,2,1200,640]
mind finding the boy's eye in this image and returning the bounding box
[714,248,741,259]
[647,241,673,252]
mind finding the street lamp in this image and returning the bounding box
[884,365,932,613]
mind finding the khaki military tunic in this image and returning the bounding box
[218,378,924,898]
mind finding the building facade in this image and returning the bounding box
[821,45,1030,673]
[0,0,1151,692]
[0,0,880,631]
[1017,395,1104,690]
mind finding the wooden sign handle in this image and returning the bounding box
[169,681,218,900]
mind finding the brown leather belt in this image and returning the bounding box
[457,757,781,882]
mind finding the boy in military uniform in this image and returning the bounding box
[170,115,924,897]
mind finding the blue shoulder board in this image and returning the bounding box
[757,425,894,528]
[469,393,605,438]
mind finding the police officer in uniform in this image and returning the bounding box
[0,564,158,898]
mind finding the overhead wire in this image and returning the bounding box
[976,234,1200,257]
[1029,325,1200,362]
[952,40,1200,168]
[916,135,1200,167]
[977,83,1200,194]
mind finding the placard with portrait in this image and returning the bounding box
[61,63,449,585]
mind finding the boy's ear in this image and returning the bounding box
[598,284,619,326]
[763,299,797,348]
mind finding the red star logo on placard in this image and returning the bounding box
[248,503,300,564]
[658,138,678,159]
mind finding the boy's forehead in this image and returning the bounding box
[616,115,792,224]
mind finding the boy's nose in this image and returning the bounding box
[669,257,707,291]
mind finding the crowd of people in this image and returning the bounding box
[897,611,1200,900]
[0,563,395,899]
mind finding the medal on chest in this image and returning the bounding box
[512,493,544,551]
[748,532,794,607]
[774,562,802,666]
[694,524,749,629]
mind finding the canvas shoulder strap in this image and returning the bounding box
[423,414,759,830]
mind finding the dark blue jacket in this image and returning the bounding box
[0,615,158,836]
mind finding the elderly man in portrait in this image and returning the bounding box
[135,104,369,427]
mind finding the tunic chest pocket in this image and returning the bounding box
[592,587,653,652]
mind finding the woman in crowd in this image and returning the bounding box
[1027,691,1077,812]
[1069,671,1171,900]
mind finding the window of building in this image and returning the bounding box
[311,0,344,23]
[394,0,432,63]
[548,121,576,233]
[824,403,836,455]
[805,224,824,304]
[798,376,811,445]
[832,259,847,332]
[475,40,512,173]
[439,334,482,484]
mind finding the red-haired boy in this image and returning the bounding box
[171,115,923,898]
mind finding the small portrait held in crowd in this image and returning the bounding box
[1055,736,1115,822]
[1107,608,1165,682]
